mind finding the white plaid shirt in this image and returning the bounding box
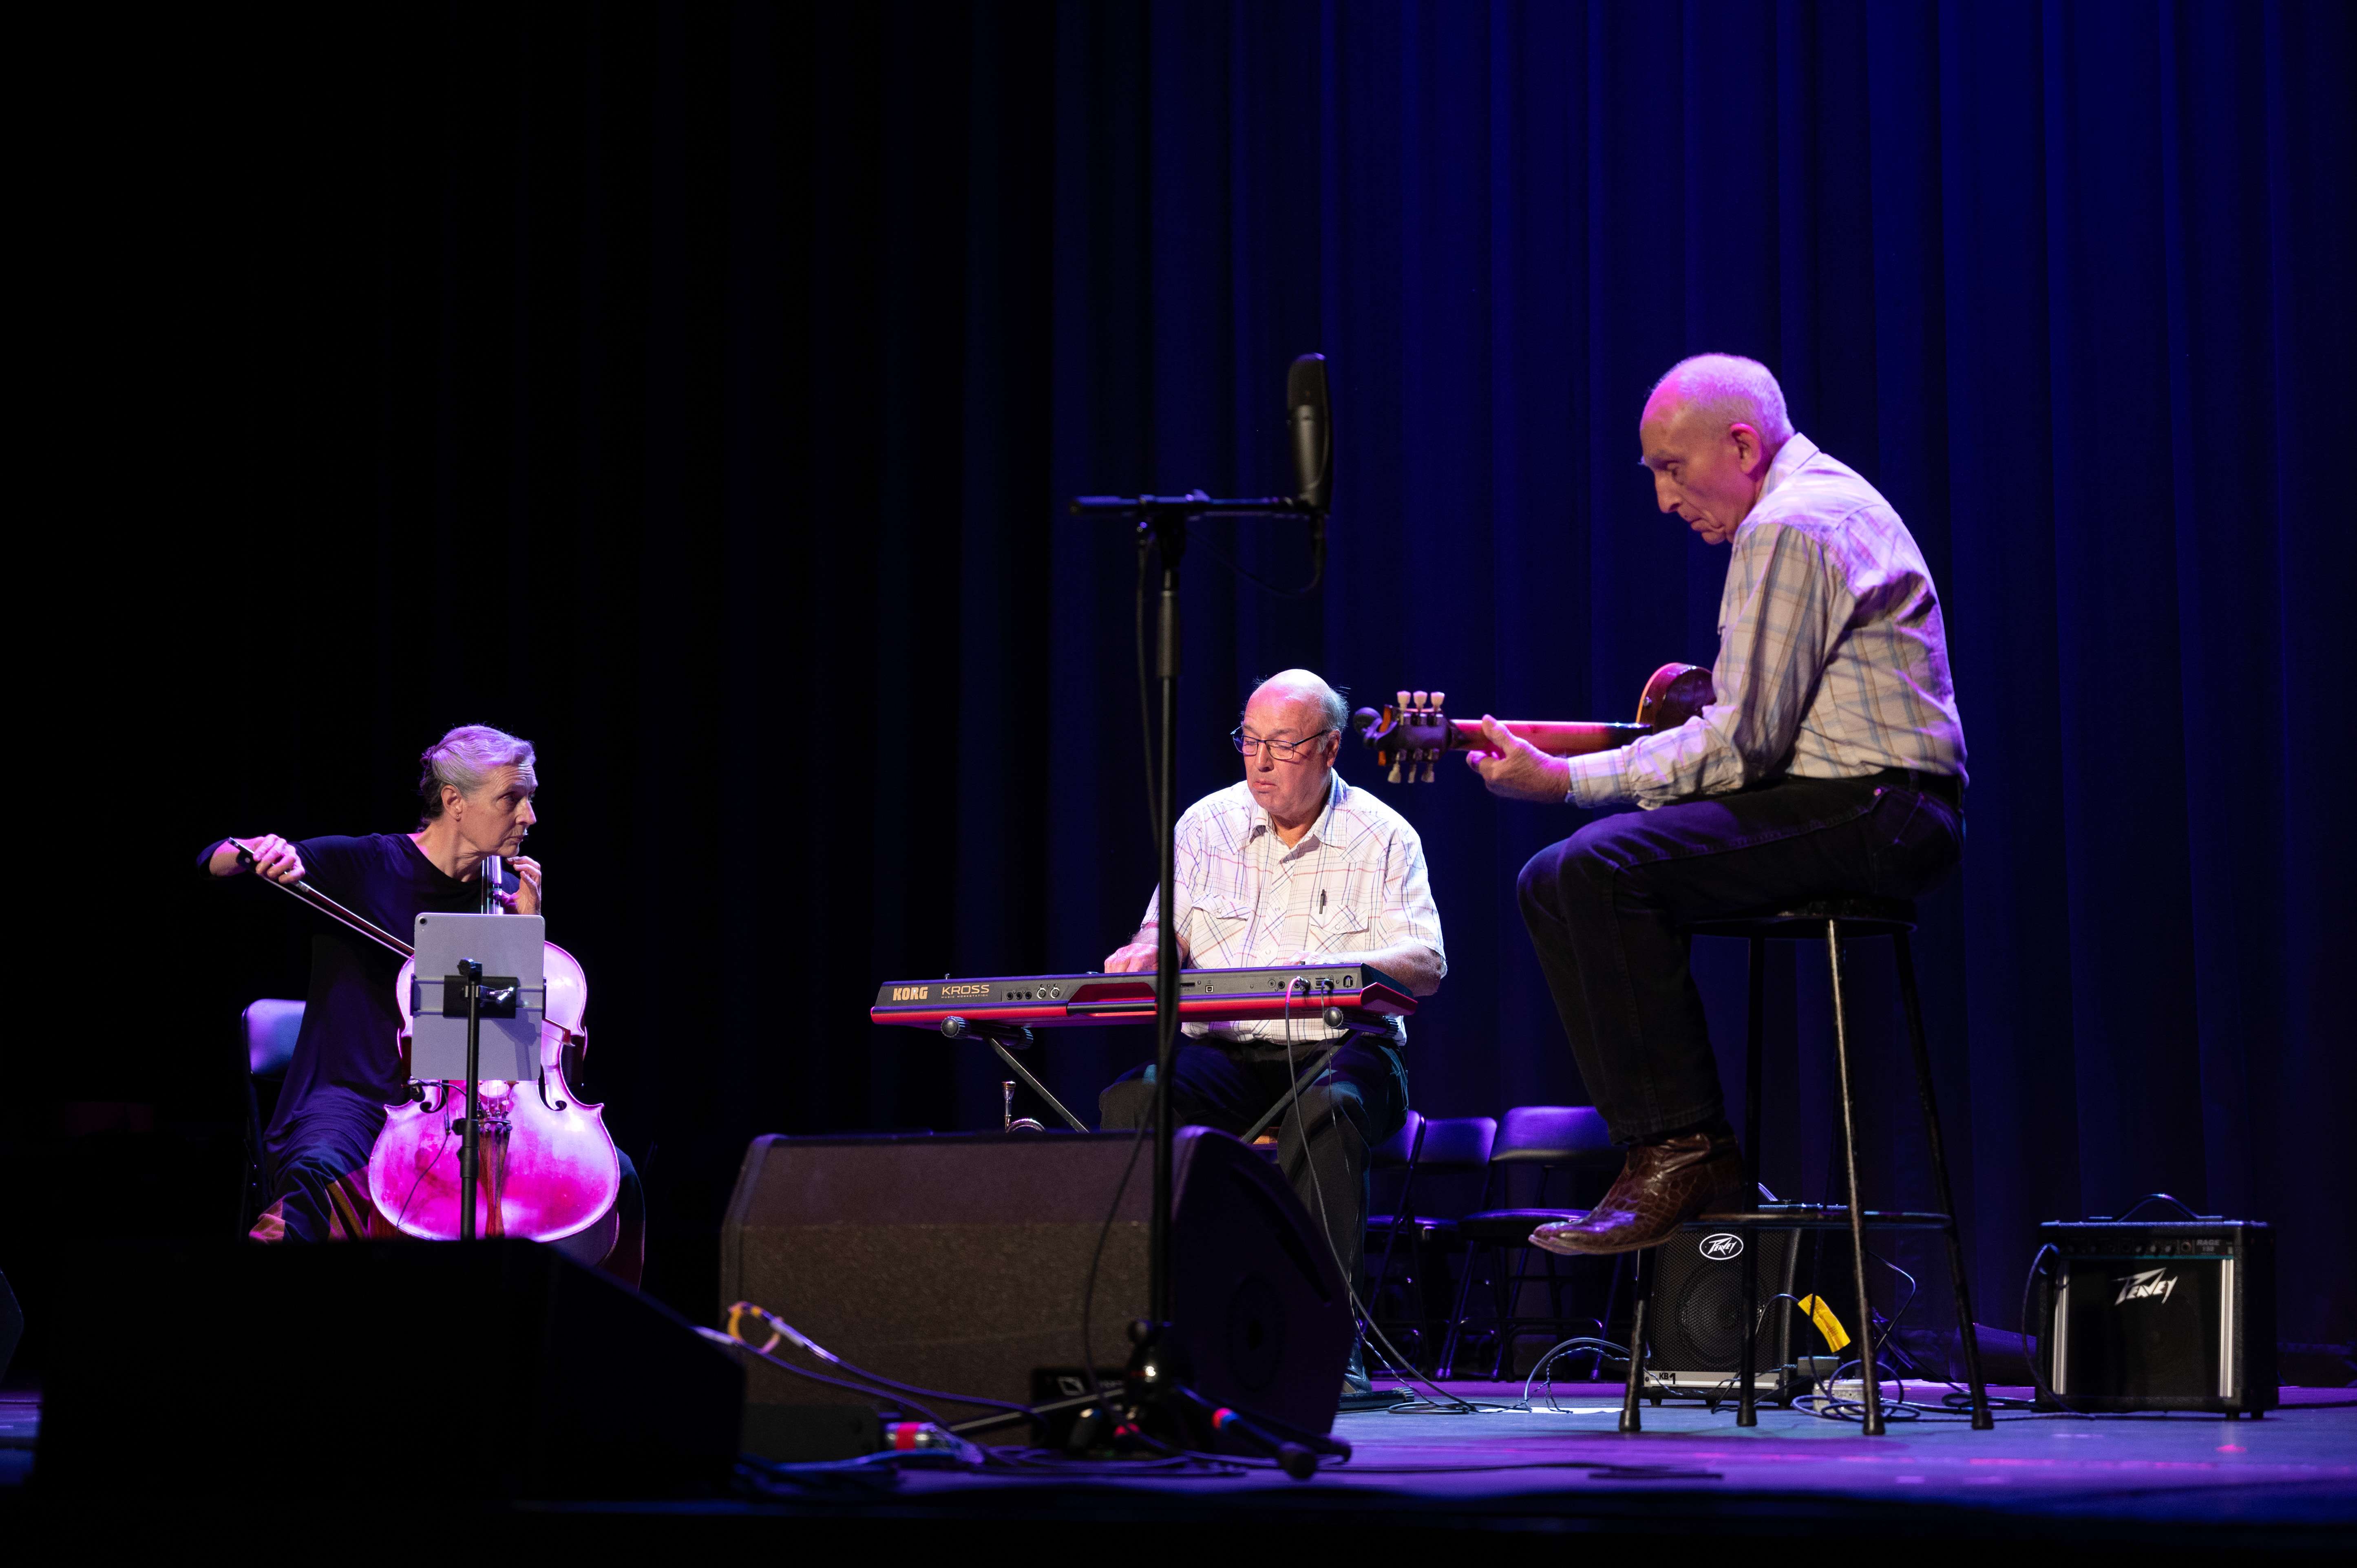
[1566,433,1968,808]
[1140,773,1446,1046]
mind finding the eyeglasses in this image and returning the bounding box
[1230,727,1336,762]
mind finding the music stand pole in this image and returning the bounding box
[457,957,483,1243]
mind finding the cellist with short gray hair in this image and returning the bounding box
[201,723,642,1281]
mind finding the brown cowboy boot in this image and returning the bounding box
[1528,1129,1748,1256]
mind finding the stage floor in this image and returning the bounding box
[6,1383,2352,1546]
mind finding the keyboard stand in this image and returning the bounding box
[1238,1043,1342,1145]
[1236,1007,1395,1144]
[938,1015,1090,1133]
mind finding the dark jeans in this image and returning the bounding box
[1099,1038,1409,1294]
[1517,774,1962,1146]
[266,1085,385,1243]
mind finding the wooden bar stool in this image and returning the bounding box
[1615,897,1993,1435]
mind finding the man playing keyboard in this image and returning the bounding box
[1097,669,1446,1406]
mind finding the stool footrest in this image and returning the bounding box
[1682,1205,1952,1231]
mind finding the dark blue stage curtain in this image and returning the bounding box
[170,0,2351,1336]
[1035,0,2357,1352]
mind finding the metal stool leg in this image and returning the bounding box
[1738,1220,1761,1426]
[1619,1245,1652,1432]
[1737,936,1766,1426]
[1826,919,1884,1434]
[1895,931,1994,1429]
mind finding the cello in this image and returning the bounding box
[243,848,623,1250]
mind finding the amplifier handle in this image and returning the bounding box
[2110,1192,2220,1222]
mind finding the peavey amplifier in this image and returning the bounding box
[1641,1227,1802,1396]
[2033,1219,2276,1414]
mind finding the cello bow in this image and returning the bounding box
[230,838,413,957]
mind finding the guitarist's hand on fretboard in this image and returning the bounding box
[1464,715,1574,802]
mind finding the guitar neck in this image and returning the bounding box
[1446,719,1649,757]
[1356,666,1710,780]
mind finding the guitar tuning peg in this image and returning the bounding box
[1396,690,1409,711]
[1433,691,1446,709]
[1420,757,1436,784]
[1413,689,1429,709]
[1387,760,1403,784]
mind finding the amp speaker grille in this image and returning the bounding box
[1648,1228,1800,1377]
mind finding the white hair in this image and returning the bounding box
[1248,669,1349,737]
[418,723,536,824]
[1652,353,1795,444]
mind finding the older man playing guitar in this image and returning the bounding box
[1465,354,1967,1256]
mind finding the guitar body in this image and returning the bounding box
[1352,663,1714,782]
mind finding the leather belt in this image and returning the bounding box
[1869,766,1963,810]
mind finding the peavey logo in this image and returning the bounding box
[890,985,930,1002]
[2114,1267,2180,1307]
[1699,1233,1744,1261]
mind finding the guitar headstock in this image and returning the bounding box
[1351,689,1451,783]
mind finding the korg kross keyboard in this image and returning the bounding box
[869,963,1415,1031]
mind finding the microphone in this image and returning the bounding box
[1287,353,1331,513]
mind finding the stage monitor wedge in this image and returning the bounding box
[719,1127,1352,1440]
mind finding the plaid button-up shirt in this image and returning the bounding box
[1566,433,1968,808]
[1141,773,1446,1046]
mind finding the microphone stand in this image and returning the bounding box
[1069,490,1336,1473]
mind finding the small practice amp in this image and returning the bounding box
[2033,1219,2276,1414]
[1642,1227,1802,1396]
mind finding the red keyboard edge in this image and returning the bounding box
[871,980,1415,1030]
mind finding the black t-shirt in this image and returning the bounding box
[209,834,508,1148]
